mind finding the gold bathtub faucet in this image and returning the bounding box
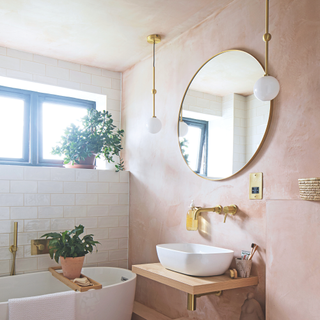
[186,203,222,231]
[9,222,18,276]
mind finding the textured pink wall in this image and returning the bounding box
[266,200,320,320]
[122,0,320,319]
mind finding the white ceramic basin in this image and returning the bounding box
[156,243,234,276]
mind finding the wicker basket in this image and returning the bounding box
[298,178,320,200]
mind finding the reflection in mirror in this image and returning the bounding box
[179,50,271,180]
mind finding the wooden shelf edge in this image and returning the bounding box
[133,302,188,320]
[132,263,259,295]
[132,265,193,294]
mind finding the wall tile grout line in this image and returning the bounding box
[0,167,129,275]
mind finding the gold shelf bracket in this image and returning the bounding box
[187,291,222,311]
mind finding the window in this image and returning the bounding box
[181,118,208,175]
[0,85,95,167]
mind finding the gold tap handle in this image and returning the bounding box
[223,205,238,223]
[10,222,18,276]
[36,244,45,251]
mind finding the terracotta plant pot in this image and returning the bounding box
[64,155,96,169]
[59,256,85,279]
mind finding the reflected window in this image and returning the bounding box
[0,85,95,167]
[180,118,208,175]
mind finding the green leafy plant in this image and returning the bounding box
[41,225,100,263]
[52,109,125,171]
[180,138,190,164]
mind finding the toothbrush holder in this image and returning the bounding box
[235,258,252,278]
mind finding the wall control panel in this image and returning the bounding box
[249,173,263,200]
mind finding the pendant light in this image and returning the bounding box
[254,0,280,101]
[179,112,188,137]
[146,34,162,134]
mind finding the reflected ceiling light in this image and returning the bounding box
[254,0,280,101]
[179,112,188,137]
[146,34,162,134]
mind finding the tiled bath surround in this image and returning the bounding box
[0,165,129,276]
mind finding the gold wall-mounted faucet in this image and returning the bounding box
[9,222,18,276]
[186,201,222,231]
[223,205,238,223]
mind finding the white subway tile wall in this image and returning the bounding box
[0,166,129,275]
[0,46,122,129]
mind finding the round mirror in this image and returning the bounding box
[178,50,271,180]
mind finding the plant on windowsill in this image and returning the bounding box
[51,108,125,171]
[41,225,100,279]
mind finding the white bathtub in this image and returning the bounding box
[0,267,136,320]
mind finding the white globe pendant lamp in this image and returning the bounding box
[254,75,280,101]
[146,34,162,134]
[179,109,188,137]
[179,120,189,137]
[254,0,280,102]
[147,117,162,134]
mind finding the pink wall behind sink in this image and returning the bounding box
[122,0,320,318]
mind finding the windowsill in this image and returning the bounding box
[0,163,123,172]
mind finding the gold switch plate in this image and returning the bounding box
[249,173,263,200]
[31,239,50,255]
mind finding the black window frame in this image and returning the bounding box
[183,117,208,176]
[0,85,96,167]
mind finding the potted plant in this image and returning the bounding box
[52,109,124,171]
[41,225,100,279]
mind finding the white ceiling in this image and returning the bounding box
[0,0,234,72]
[189,51,265,97]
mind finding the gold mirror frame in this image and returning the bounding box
[177,49,273,181]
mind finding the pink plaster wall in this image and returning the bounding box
[122,0,320,319]
[266,200,320,320]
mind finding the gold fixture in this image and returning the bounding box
[249,173,263,200]
[187,291,222,311]
[253,0,280,101]
[146,34,162,134]
[223,205,238,223]
[263,0,271,77]
[187,203,222,231]
[31,239,50,255]
[9,222,18,276]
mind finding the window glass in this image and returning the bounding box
[184,126,202,172]
[41,103,88,160]
[0,97,25,159]
[181,118,208,175]
[0,85,95,166]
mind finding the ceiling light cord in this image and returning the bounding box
[263,0,271,76]
[152,40,156,118]
[146,34,162,134]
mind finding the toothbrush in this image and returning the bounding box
[247,243,255,260]
[248,245,259,260]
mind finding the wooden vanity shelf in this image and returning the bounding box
[132,263,259,311]
[49,266,102,292]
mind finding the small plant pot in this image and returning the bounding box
[64,155,96,169]
[60,256,85,279]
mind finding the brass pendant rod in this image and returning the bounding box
[147,34,161,118]
[152,41,156,118]
[263,0,271,76]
